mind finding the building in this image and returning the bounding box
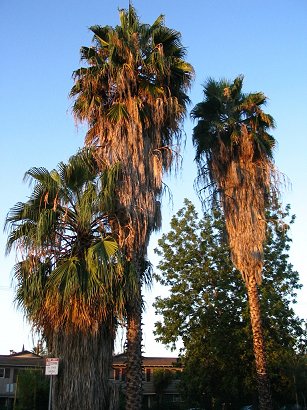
[0,350,45,410]
[0,350,183,409]
[111,353,183,409]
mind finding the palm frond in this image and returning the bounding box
[107,102,129,122]
[192,76,278,284]
[5,149,126,335]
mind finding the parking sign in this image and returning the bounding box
[45,358,59,376]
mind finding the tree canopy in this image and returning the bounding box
[70,4,194,257]
[5,149,124,335]
[154,199,306,408]
[191,75,277,285]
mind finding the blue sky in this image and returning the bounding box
[0,0,306,355]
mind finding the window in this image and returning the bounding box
[145,368,151,382]
[6,384,14,393]
[114,368,126,382]
[0,368,10,378]
[114,368,120,381]
[121,368,126,382]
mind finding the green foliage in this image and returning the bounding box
[154,199,307,408]
[14,369,49,410]
[153,369,174,395]
[191,75,276,164]
[151,369,179,410]
[5,149,130,409]
[5,148,127,336]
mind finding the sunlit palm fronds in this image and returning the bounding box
[5,149,125,336]
[70,4,194,258]
[70,6,193,408]
[192,75,277,285]
[192,75,278,409]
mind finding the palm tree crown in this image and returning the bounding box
[192,75,277,284]
[5,149,123,337]
[70,5,194,256]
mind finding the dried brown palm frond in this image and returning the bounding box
[71,6,193,261]
[192,75,279,410]
[210,128,277,284]
[192,76,278,285]
[70,7,193,409]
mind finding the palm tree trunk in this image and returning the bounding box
[125,277,143,410]
[246,275,273,410]
[50,323,117,410]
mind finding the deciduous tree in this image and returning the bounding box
[154,200,306,408]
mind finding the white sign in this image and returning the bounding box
[45,358,59,376]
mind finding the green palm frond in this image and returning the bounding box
[23,167,51,186]
[85,239,119,287]
[102,236,118,256]
[192,75,278,286]
[192,76,276,160]
[146,14,165,35]
[13,258,49,313]
[90,25,112,47]
[48,257,80,293]
[107,102,129,121]
[50,169,62,186]
[5,149,127,335]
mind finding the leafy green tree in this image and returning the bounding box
[70,5,193,409]
[5,150,125,410]
[191,76,278,409]
[152,369,174,409]
[15,369,48,410]
[154,199,306,409]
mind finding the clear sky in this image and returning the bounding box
[0,0,306,356]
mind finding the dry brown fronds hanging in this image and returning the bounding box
[192,76,278,285]
[71,7,194,261]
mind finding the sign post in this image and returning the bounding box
[45,358,59,410]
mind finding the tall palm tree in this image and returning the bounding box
[191,76,277,410]
[70,5,193,409]
[5,149,125,410]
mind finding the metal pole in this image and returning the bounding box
[48,375,53,410]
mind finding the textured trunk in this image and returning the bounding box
[246,275,273,410]
[125,277,143,410]
[50,323,118,410]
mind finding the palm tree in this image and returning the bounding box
[5,149,125,410]
[70,5,193,409]
[191,76,277,410]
